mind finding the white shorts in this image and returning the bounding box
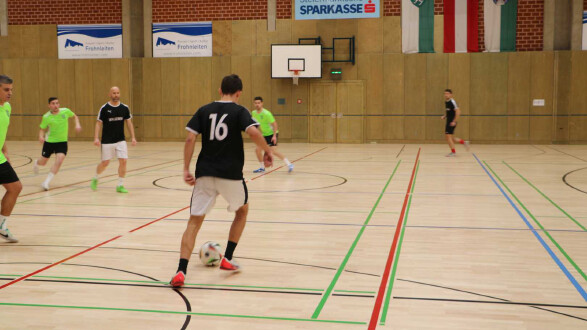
[101,141,128,161]
[190,176,248,216]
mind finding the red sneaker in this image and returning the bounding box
[219,257,241,272]
[170,271,185,288]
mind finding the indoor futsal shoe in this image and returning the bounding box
[288,164,294,172]
[219,257,241,272]
[464,141,471,151]
[33,160,39,175]
[170,271,185,288]
[41,182,49,191]
[0,228,18,243]
[446,152,456,157]
[253,167,265,173]
[116,185,128,193]
[90,178,98,191]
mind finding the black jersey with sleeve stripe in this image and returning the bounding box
[98,102,132,144]
[186,101,259,180]
[445,99,458,123]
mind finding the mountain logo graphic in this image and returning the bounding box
[156,37,176,46]
[65,39,84,48]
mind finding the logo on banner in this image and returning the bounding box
[65,39,84,48]
[152,22,212,57]
[57,24,122,59]
[296,0,380,20]
[411,0,425,7]
[156,37,176,46]
[493,0,508,5]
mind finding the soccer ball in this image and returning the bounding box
[199,241,223,266]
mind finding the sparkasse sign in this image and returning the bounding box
[295,0,380,20]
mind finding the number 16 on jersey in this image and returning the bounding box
[209,114,228,141]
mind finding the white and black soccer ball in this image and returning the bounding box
[199,241,223,267]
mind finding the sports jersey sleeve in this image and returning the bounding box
[124,107,132,120]
[97,107,105,122]
[266,111,276,124]
[451,99,459,109]
[64,108,75,118]
[186,110,201,135]
[239,107,259,132]
[40,115,49,129]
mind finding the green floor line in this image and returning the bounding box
[0,302,365,325]
[19,161,182,204]
[380,160,420,325]
[311,160,402,319]
[0,274,374,294]
[503,161,586,231]
[485,162,587,282]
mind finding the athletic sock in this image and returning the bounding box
[284,158,291,166]
[224,241,238,260]
[177,258,189,274]
[451,149,456,153]
[0,216,7,230]
[93,174,98,180]
[44,172,55,185]
[458,139,465,144]
[118,177,124,187]
[259,162,265,169]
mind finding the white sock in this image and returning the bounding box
[259,162,265,169]
[0,216,7,230]
[44,172,55,185]
[118,177,124,187]
[284,159,291,166]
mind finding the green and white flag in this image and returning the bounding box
[484,0,518,52]
[402,0,435,54]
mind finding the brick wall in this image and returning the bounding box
[434,0,444,15]
[516,0,543,51]
[384,0,401,16]
[7,0,121,25]
[152,0,291,22]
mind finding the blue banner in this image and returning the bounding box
[153,22,212,57]
[295,0,380,20]
[57,24,122,59]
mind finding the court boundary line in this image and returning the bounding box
[0,147,327,291]
[310,160,402,319]
[393,296,587,309]
[368,148,421,329]
[473,154,587,302]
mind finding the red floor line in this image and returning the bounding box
[1,147,328,290]
[368,148,421,330]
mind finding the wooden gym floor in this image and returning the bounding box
[0,141,586,329]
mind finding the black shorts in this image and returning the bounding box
[445,123,457,135]
[42,142,68,158]
[0,161,19,185]
[264,134,278,147]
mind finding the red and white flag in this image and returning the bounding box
[444,0,479,53]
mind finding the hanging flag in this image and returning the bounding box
[484,0,518,52]
[402,0,435,54]
[582,11,587,50]
[444,0,479,53]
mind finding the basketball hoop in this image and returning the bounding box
[292,70,300,85]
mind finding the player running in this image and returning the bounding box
[0,75,22,243]
[442,89,470,157]
[91,87,137,193]
[33,97,82,190]
[170,75,273,288]
[251,96,293,173]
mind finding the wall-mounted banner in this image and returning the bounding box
[153,22,212,57]
[57,24,122,59]
[295,0,380,20]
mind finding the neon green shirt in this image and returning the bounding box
[40,108,75,143]
[0,102,11,164]
[251,108,276,137]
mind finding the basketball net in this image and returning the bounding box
[292,70,300,85]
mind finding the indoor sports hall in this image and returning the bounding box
[0,1,586,329]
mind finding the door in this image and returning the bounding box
[309,81,364,143]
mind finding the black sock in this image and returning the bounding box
[177,258,189,274]
[224,241,237,260]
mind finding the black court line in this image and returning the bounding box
[0,262,192,329]
[396,145,405,158]
[398,279,587,322]
[546,146,587,162]
[394,296,587,310]
[12,155,33,169]
[562,167,587,195]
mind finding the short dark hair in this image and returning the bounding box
[48,97,58,104]
[221,74,243,95]
[0,75,13,85]
[445,89,453,94]
[254,96,263,102]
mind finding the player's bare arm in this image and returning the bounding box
[247,126,273,167]
[125,118,137,146]
[183,131,197,185]
[93,121,102,146]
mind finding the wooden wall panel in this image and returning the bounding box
[366,117,403,140]
[448,54,470,114]
[91,60,112,114]
[433,15,443,55]
[57,61,77,113]
[111,59,131,106]
[554,51,572,142]
[404,117,425,140]
[7,26,23,58]
[130,59,144,140]
[291,80,309,116]
[508,117,530,141]
[211,56,232,101]
[569,118,587,142]
[425,117,444,141]
[256,19,292,56]
[404,55,427,115]
[530,52,554,115]
[570,51,587,115]
[232,21,256,56]
[383,17,401,54]
[38,59,58,112]
[180,58,212,116]
[358,54,383,115]
[20,60,40,117]
[39,25,57,58]
[507,53,531,115]
[291,117,308,141]
[276,116,292,139]
[251,56,272,106]
[358,18,383,54]
[213,21,232,56]
[292,20,317,43]
[141,58,162,138]
[74,60,94,116]
[383,54,404,115]
[231,56,252,106]
[470,118,508,141]
[470,53,508,115]
[426,54,448,115]
[270,78,292,115]
[22,26,41,58]
[161,58,180,114]
[529,117,552,141]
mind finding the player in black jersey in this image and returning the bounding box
[442,89,469,157]
[91,87,137,193]
[170,74,273,288]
